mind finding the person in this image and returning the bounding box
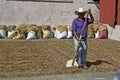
[72,8,94,69]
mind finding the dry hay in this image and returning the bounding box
[14,24,37,39]
[0,24,7,30]
[7,25,16,31]
[55,25,68,33]
[42,25,51,30]
[26,25,37,33]
[27,24,37,27]
[12,33,26,39]
[88,23,107,37]
[36,26,43,39]
[16,24,27,34]
[98,24,107,31]
[9,24,26,39]
[67,25,72,31]
[9,32,17,39]
[52,25,68,39]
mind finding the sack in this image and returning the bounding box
[26,31,37,40]
[42,29,52,38]
[9,32,17,39]
[0,29,7,38]
[56,29,67,39]
[66,26,72,39]
[42,25,52,38]
[95,29,108,39]
[53,29,57,38]
[67,31,72,39]
[8,30,16,38]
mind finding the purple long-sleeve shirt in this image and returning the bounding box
[72,17,92,39]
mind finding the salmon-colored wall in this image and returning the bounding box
[100,0,116,26]
[117,0,120,25]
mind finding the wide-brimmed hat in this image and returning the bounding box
[75,8,87,15]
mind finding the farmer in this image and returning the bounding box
[72,8,94,69]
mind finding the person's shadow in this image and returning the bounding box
[86,60,112,68]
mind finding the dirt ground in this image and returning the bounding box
[0,39,120,78]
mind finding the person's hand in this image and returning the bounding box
[88,8,94,23]
[77,35,82,43]
[76,37,80,42]
[88,9,91,14]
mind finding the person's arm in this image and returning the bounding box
[72,19,80,41]
[88,9,94,23]
[73,31,80,41]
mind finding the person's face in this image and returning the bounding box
[78,12,85,16]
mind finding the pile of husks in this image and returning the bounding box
[0,39,119,78]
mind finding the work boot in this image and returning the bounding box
[78,65,88,69]
[82,65,88,69]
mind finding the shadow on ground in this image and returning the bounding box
[86,60,112,68]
